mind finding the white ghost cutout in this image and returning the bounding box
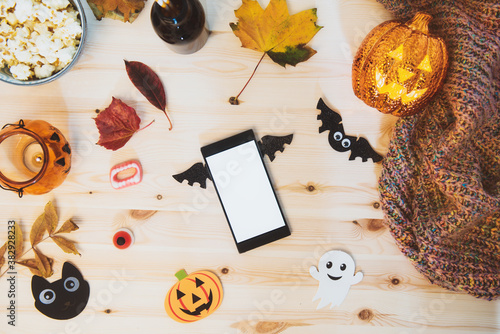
[310,250,363,309]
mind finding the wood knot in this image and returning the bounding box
[95,109,100,114]
[89,191,93,194]
[130,210,157,220]
[372,202,380,209]
[255,321,287,333]
[358,309,374,321]
[104,309,112,314]
[156,194,163,200]
[221,267,229,275]
[304,182,319,194]
[367,219,385,232]
[391,278,400,285]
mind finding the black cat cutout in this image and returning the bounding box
[173,134,293,188]
[32,262,90,320]
[317,98,383,163]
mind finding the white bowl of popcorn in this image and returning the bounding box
[0,0,86,85]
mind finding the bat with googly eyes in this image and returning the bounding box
[317,98,383,163]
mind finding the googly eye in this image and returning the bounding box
[333,131,343,141]
[64,277,80,292]
[341,138,351,148]
[113,228,134,249]
[340,263,346,271]
[326,261,332,269]
[39,289,56,305]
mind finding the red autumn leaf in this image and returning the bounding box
[124,60,172,130]
[95,97,144,151]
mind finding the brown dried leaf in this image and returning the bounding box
[44,201,59,235]
[30,213,46,246]
[87,0,146,23]
[14,221,23,260]
[55,219,79,234]
[34,248,53,278]
[51,236,80,255]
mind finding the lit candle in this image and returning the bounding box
[23,141,44,174]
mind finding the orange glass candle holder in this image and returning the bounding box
[0,120,71,197]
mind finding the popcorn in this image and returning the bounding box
[14,0,33,24]
[0,0,82,80]
[41,0,70,10]
[34,64,55,78]
[10,64,32,80]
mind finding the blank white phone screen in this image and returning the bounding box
[205,141,285,243]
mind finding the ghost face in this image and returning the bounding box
[317,250,356,284]
[310,250,363,309]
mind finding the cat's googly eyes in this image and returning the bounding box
[64,277,80,292]
[40,289,56,305]
[333,131,343,141]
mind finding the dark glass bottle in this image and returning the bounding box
[151,0,209,54]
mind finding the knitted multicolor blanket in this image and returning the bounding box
[377,0,500,300]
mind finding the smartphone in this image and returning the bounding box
[201,130,291,253]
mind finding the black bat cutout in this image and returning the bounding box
[173,134,293,188]
[258,134,293,162]
[172,162,212,189]
[317,98,383,163]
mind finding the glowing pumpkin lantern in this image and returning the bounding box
[352,12,448,117]
[165,269,223,323]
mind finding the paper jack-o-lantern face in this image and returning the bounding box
[165,269,223,323]
[352,12,448,117]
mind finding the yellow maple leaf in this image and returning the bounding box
[230,0,322,67]
[87,0,146,23]
[229,0,322,104]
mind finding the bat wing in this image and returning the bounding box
[317,98,344,134]
[172,162,212,188]
[258,134,293,162]
[348,136,383,163]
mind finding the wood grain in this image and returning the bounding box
[0,0,498,333]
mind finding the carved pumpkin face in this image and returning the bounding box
[352,12,448,117]
[0,119,71,196]
[165,269,223,323]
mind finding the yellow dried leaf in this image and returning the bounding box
[230,0,322,67]
[18,259,43,276]
[17,258,38,269]
[55,219,79,234]
[51,236,80,255]
[14,221,23,260]
[0,242,6,271]
[30,213,46,246]
[34,248,53,278]
[44,202,58,235]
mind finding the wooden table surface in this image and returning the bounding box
[0,0,499,333]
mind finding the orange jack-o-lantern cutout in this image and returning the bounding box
[0,119,71,197]
[165,269,223,323]
[352,12,448,117]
